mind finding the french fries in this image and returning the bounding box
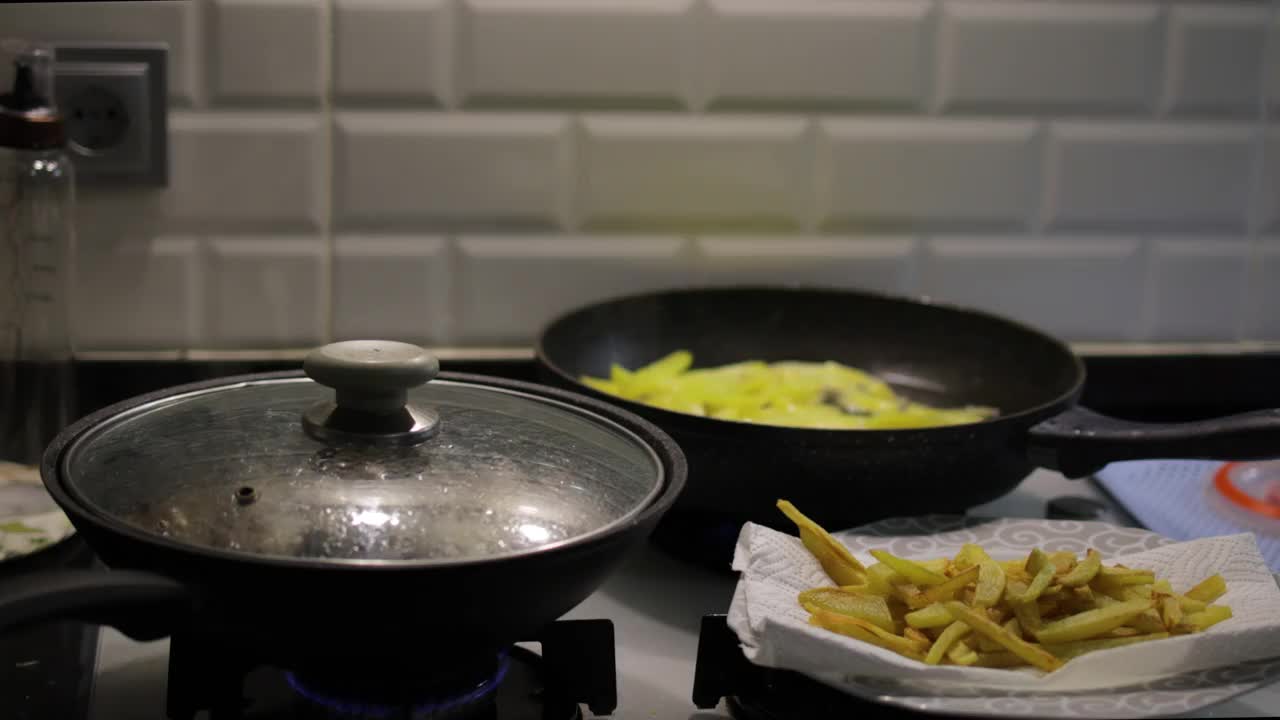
[779,500,1234,673]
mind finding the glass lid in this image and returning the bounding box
[59,341,665,565]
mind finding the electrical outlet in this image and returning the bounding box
[53,44,168,186]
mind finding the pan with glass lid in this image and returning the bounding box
[0,340,686,670]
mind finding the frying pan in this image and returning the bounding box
[0,343,687,678]
[536,286,1280,558]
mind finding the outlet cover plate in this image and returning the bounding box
[54,43,168,186]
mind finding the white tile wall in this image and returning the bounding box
[1166,5,1272,115]
[925,237,1145,342]
[167,112,325,230]
[579,115,809,229]
[0,1,200,105]
[1261,129,1280,232]
[1247,242,1280,341]
[4,0,1273,351]
[459,0,692,107]
[334,112,571,229]
[816,118,1037,230]
[694,236,918,294]
[938,1,1159,113]
[73,236,202,350]
[1047,122,1255,231]
[1148,239,1250,341]
[703,1,929,110]
[209,0,326,105]
[333,0,450,105]
[455,236,689,343]
[205,236,327,348]
[332,236,451,342]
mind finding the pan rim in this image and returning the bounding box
[41,370,687,572]
[533,283,1087,437]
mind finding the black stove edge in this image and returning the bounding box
[73,352,1280,423]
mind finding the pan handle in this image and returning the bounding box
[0,569,189,641]
[1026,406,1280,479]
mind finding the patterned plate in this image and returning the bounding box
[812,515,1280,719]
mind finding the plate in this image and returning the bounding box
[813,515,1280,719]
[0,460,75,563]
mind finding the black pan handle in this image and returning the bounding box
[1027,406,1280,479]
[0,569,190,642]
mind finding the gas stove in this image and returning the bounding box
[71,470,1278,720]
[10,354,1280,720]
[155,619,615,720]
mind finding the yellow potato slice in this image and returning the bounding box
[1161,596,1183,630]
[922,565,981,603]
[905,603,955,629]
[798,587,896,633]
[1032,600,1152,644]
[974,561,1007,609]
[869,549,949,587]
[1043,632,1170,661]
[809,609,927,659]
[1058,549,1102,587]
[943,601,1063,672]
[1174,605,1233,633]
[946,640,979,666]
[777,500,867,586]
[973,651,1026,668]
[1025,548,1050,575]
[925,621,972,665]
[1021,563,1057,604]
[1185,575,1227,604]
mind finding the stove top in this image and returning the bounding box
[693,614,910,720]
[1,536,100,720]
[162,619,616,720]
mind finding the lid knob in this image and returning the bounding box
[302,340,441,445]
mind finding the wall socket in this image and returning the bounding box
[54,44,168,186]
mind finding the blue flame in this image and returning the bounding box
[285,652,510,717]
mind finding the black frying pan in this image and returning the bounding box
[536,286,1280,559]
[0,371,686,680]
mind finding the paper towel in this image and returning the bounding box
[728,520,1280,693]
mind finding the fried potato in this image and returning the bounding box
[777,500,866,586]
[798,587,895,633]
[1032,600,1153,644]
[779,500,1234,674]
[1185,575,1227,604]
[943,601,1063,672]
[870,549,949,587]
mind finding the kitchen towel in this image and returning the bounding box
[1095,460,1280,572]
[727,518,1280,693]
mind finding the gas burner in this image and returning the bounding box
[693,614,920,720]
[285,653,511,719]
[165,620,616,720]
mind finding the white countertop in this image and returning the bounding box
[92,469,1280,719]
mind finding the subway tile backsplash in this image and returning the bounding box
[0,0,1275,352]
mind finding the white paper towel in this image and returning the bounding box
[1096,460,1280,572]
[728,521,1280,693]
